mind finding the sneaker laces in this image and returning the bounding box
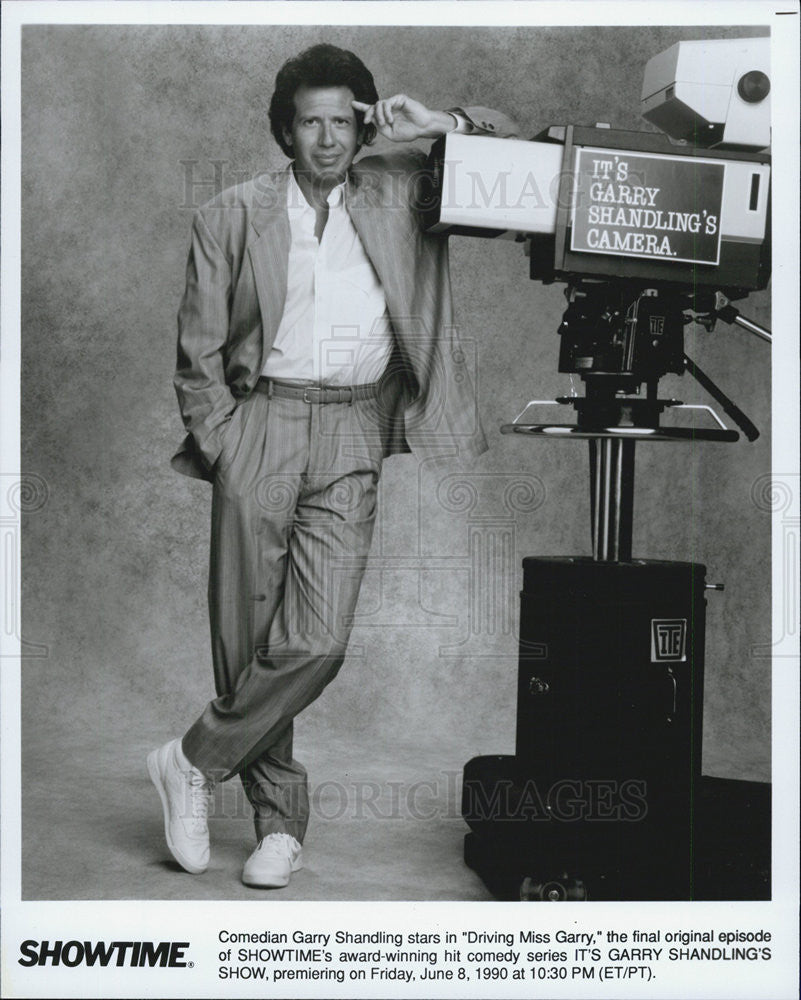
[257,833,295,858]
[184,766,213,833]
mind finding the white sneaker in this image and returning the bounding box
[242,833,303,888]
[147,739,213,874]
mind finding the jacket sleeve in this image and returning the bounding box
[449,106,521,139]
[174,208,237,473]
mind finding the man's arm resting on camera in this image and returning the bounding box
[353,95,520,141]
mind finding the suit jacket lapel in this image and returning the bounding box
[346,166,408,318]
[248,170,291,357]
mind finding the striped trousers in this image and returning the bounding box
[182,389,384,843]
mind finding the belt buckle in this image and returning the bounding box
[303,386,322,404]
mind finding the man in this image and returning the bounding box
[149,43,518,889]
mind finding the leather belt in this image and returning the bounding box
[254,377,380,404]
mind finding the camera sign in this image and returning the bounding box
[571,147,725,265]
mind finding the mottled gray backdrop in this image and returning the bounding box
[21,23,771,811]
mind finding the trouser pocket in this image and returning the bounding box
[216,396,263,477]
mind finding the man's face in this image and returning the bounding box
[284,86,362,193]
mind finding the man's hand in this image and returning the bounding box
[352,95,455,143]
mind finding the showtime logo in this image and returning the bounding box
[18,939,191,968]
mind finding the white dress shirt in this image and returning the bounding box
[261,169,395,386]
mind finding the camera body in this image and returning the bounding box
[425,125,770,296]
[526,124,770,295]
[424,38,771,299]
[423,38,770,400]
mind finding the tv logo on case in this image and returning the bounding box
[651,619,687,662]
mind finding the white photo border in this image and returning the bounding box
[1,2,798,998]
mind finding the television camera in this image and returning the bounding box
[424,38,772,901]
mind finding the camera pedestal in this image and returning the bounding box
[463,370,732,900]
[431,42,773,904]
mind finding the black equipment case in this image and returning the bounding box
[463,556,708,901]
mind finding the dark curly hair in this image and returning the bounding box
[269,44,380,157]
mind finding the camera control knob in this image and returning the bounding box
[737,70,770,103]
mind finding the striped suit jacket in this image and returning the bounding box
[171,107,519,481]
